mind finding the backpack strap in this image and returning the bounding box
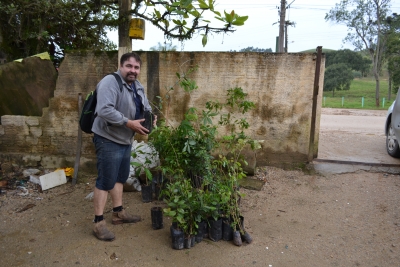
[109,73,123,92]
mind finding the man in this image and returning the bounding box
[91,52,156,241]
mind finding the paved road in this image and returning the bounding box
[317,108,400,165]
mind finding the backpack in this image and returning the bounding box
[79,73,123,134]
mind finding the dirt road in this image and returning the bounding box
[0,108,400,267]
[318,108,400,165]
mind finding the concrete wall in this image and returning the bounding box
[0,51,324,174]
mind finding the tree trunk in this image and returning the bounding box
[375,75,380,107]
[388,70,392,101]
[118,0,133,61]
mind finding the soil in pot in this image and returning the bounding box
[170,225,184,250]
[208,218,222,242]
[141,184,153,203]
[151,207,163,230]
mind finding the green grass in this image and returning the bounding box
[322,77,394,110]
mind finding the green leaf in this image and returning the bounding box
[154,9,161,19]
[232,15,248,26]
[213,10,221,16]
[144,168,153,181]
[208,0,214,10]
[168,210,176,216]
[198,0,208,9]
[177,208,185,213]
[224,10,233,23]
[130,162,141,167]
[202,34,208,47]
[172,19,182,25]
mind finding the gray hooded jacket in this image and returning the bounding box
[92,70,152,145]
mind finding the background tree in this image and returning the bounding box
[0,0,248,66]
[325,0,392,107]
[325,49,372,77]
[385,13,400,97]
[324,63,354,97]
[149,42,177,51]
[238,46,272,52]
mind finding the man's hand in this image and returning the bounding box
[126,119,149,135]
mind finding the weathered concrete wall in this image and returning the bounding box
[152,52,324,167]
[0,51,324,174]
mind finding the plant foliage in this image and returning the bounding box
[149,65,260,237]
[0,0,248,65]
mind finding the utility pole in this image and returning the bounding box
[278,0,286,53]
[118,0,132,61]
[284,21,296,52]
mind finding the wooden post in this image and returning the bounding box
[308,46,322,162]
[72,93,83,186]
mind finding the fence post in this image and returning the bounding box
[342,97,344,107]
[323,96,326,107]
[383,97,385,108]
[362,97,364,107]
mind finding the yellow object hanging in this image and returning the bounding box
[129,18,145,40]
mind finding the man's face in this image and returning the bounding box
[120,57,141,84]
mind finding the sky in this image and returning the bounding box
[107,0,400,53]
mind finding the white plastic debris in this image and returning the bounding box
[29,175,41,185]
[16,186,29,196]
[124,177,141,192]
[85,192,94,200]
[39,169,67,190]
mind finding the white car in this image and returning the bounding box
[385,99,400,157]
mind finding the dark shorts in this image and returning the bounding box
[93,134,132,191]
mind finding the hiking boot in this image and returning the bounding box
[112,209,141,225]
[93,220,115,241]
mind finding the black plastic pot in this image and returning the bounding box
[203,220,209,238]
[170,225,184,250]
[233,230,242,246]
[141,184,153,203]
[184,235,195,249]
[241,231,253,244]
[151,207,163,230]
[222,218,233,241]
[195,220,206,243]
[208,218,222,242]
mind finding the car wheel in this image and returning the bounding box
[386,121,400,158]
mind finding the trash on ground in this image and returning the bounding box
[123,177,141,192]
[85,192,94,200]
[39,169,67,190]
[17,203,36,213]
[55,167,74,177]
[29,175,41,185]
[16,186,29,196]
